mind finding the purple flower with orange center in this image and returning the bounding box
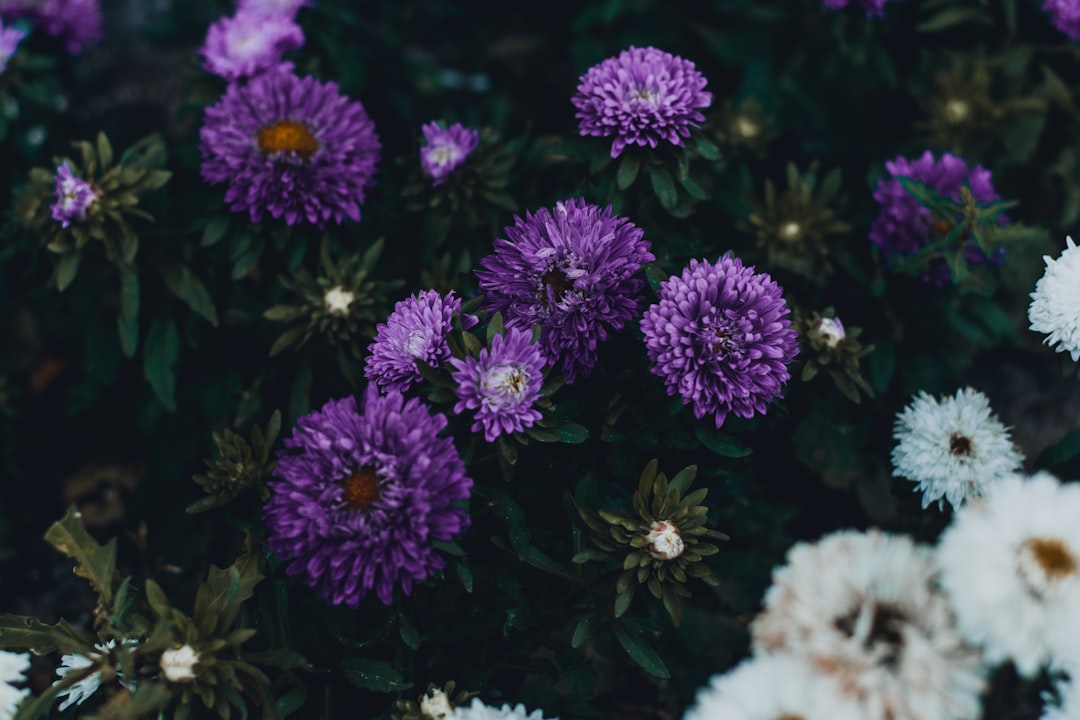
[0,0,102,53]
[420,121,479,186]
[475,198,654,382]
[199,7,303,81]
[264,387,472,607]
[200,71,380,227]
[572,46,712,159]
[641,255,799,428]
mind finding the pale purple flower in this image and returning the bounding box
[238,0,310,17]
[0,0,102,53]
[365,289,468,393]
[200,70,380,227]
[264,387,472,607]
[0,18,26,72]
[420,121,479,186]
[50,162,97,228]
[1043,0,1080,40]
[199,8,303,81]
[641,255,799,428]
[450,326,546,442]
[572,45,712,158]
[475,198,654,382]
[822,0,901,18]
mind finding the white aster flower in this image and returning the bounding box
[891,387,1023,510]
[56,651,102,711]
[421,688,455,719]
[938,472,1080,677]
[751,529,986,720]
[160,645,199,682]
[1029,236,1080,361]
[683,654,867,720]
[0,651,29,720]
[448,698,556,720]
[323,285,355,316]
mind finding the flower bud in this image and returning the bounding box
[647,520,685,560]
[815,316,845,348]
[160,645,199,683]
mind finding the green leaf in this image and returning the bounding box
[571,612,598,649]
[693,425,752,457]
[486,312,505,345]
[341,657,411,693]
[143,316,180,412]
[616,153,641,191]
[44,506,118,606]
[0,615,94,655]
[194,543,264,638]
[644,263,668,295]
[96,132,114,170]
[201,215,230,247]
[557,421,590,444]
[917,6,989,32]
[398,609,421,650]
[694,136,720,161]
[612,621,670,678]
[160,263,219,326]
[56,252,81,292]
[117,266,140,358]
[1039,427,1080,468]
[649,166,678,209]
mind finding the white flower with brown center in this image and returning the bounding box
[1029,236,1080,361]
[646,520,685,560]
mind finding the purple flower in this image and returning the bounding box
[238,0,310,17]
[0,18,26,72]
[264,387,472,607]
[365,289,466,393]
[420,121,479,186]
[50,162,97,228]
[450,327,546,442]
[0,0,102,53]
[641,255,799,428]
[200,70,381,227]
[199,8,303,81]
[1043,0,1080,40]
[475,198,654,382]
[572,46,712,159]
[821,0,900,17]
[870,150,1003,285]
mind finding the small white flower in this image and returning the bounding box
[0,651,30,720]
[323,285,355,316]
[448,698,556,720]
[646,520,685,560]
[1029,236,1080,361]
[751,529,986,720]
[938,472,1080,677]
[683,654,867,720]
[779,221,802,241]
[420,688,455,719]
[891,387,1023,511]
[160,645,199,683]
[56,652,101,711]
[815,316,846,348]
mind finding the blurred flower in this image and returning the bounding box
[421,689,454,719]
[752,529,986,720]
[393,681,480,720]
[420,122,479,186]
[189,411,280,513]
[1029,236,1080,361]
[1043,0,1080,41]
[200,71,380,227]
[0,0,102,53]
[822,0,902,17]
[641,255,798,428]
[0,18,26,73]
[891,387,1023,510]
[160,645,199,683]
[683,655,867,720]
[0,651,29,720]
[1041,665,1079,720]
[572,45,712,158]
[50,161,97,228]
[938,472,1080,676]
[712,98,774,155]
[816,316,845,347]
[450,325,546,442]
[366,289,466,393]
[476,198,653,382]
[55,651,101,710]
[199,8,303,81]
[264,388,472,607]
[447,698,555,720]
[238,0,310,17]
[795,309,874,403]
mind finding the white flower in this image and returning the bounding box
[0,651,30,720]
[56,652,101,711]
[448,698,556,720]
[1041,663,1080,720]
[646,520,685,560]
[751,529,986,720]
[938,472,1080,677]
[421,688,455,719]
[683,654,867,720]
[160,645,199,682]
[815,316,845,348]
[323,286,355,316]
[891,387,1023,511]
[1029,236,1080,361]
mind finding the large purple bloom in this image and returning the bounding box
[822,0,901,18]
[1043,0,1080,40]
[450,327,546,442]
[200,71,380,227]
[264,388,472,607]
[475,198,654,382]
[420,121,479,186]
[870,150,1003,285]
[199,7,303,81]
[0,0,102,53]
[641,255,799,428]
[0,17,26,72]
[572,46,712,159]
[365,289,466,393]
[50,162,97,228]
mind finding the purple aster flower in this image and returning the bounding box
[572,46,712,159]
[1043,0,1080,40]
[50,162,98,228]
[365,289,467,393]
[870,150,1003,285]
[238,0,311,17]
[0,0,102,53]
[0,18,26,72]
[449,326,546,442]
[200,70,381,227]
[264,387,472,607]
[199,8,303,81]
[821,0,900,18]
[475,198,654,382]
[641,255,799,428]
[420,121,479,186]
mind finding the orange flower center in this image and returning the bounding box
[340,467,380,511]
[257,120,319,160]
[1026,538,1078,580]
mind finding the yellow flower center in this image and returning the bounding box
[340,467,380,511]
[257,120,319,160]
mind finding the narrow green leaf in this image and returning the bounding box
[486,312,505,345]
[571,612,598,649]
[143,316,180,412]
[398,609,421,650]
[56,252,81,292]
[201,215,230,247]
[160,263,219,326]
[693,425,752,457]
[117,267,140,358]
[616,152,641,191]
[341,658,410,693]
[612,621,670,678]
[44,506,118,606]
[649,166,678,209]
